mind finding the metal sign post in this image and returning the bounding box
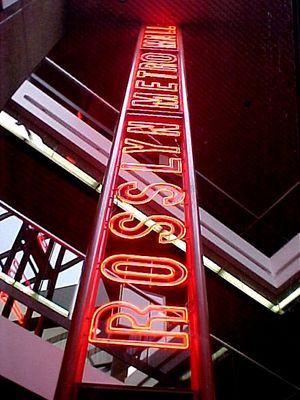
[54,25,214,400]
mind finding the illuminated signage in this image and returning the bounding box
[116,181,185,206]
[88,25,192,350]
[56,25,214,400]
[90,301,188,349]
[99,254,188,287]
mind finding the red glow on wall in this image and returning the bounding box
[0,258,27,323]
[37,232,48,253]
[65,155,76,165]
[0,292,24,324]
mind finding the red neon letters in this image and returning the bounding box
[126,120,181,136]
[116,181,185,206]
[109,211,186,243]
[122,138,180,155]
[89,25,190,351]
[121,157,182,174]
[100,254,187,287]
[89,301,189,349]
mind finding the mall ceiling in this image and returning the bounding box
[47,0,300,257]
[2,0,297,259]
[1,2,300,389]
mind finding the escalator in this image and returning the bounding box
[1,200,300,400]
[1,58,300,400]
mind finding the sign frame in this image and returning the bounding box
[54,25,214,400]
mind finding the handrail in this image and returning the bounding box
[0,200,84,259]
[210,333,300,392]
[1,201,298,391]
[0,201,173,310]
[44,57,120,115]
[31,73,115,137]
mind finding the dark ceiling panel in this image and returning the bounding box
[0,0,64,108]
[2,3,300,394]
[182,0,299,215]
[34,0,300,255]
[0,129,97,253]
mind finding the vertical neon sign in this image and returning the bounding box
[89,25,188,351]
[55,26,214,400]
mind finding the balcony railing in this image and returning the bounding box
[1,199,299,399]
[0,200,85,332]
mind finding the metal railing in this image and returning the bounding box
[0,200,85,332]
[1,199,299,399]
[2,56,300,397]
